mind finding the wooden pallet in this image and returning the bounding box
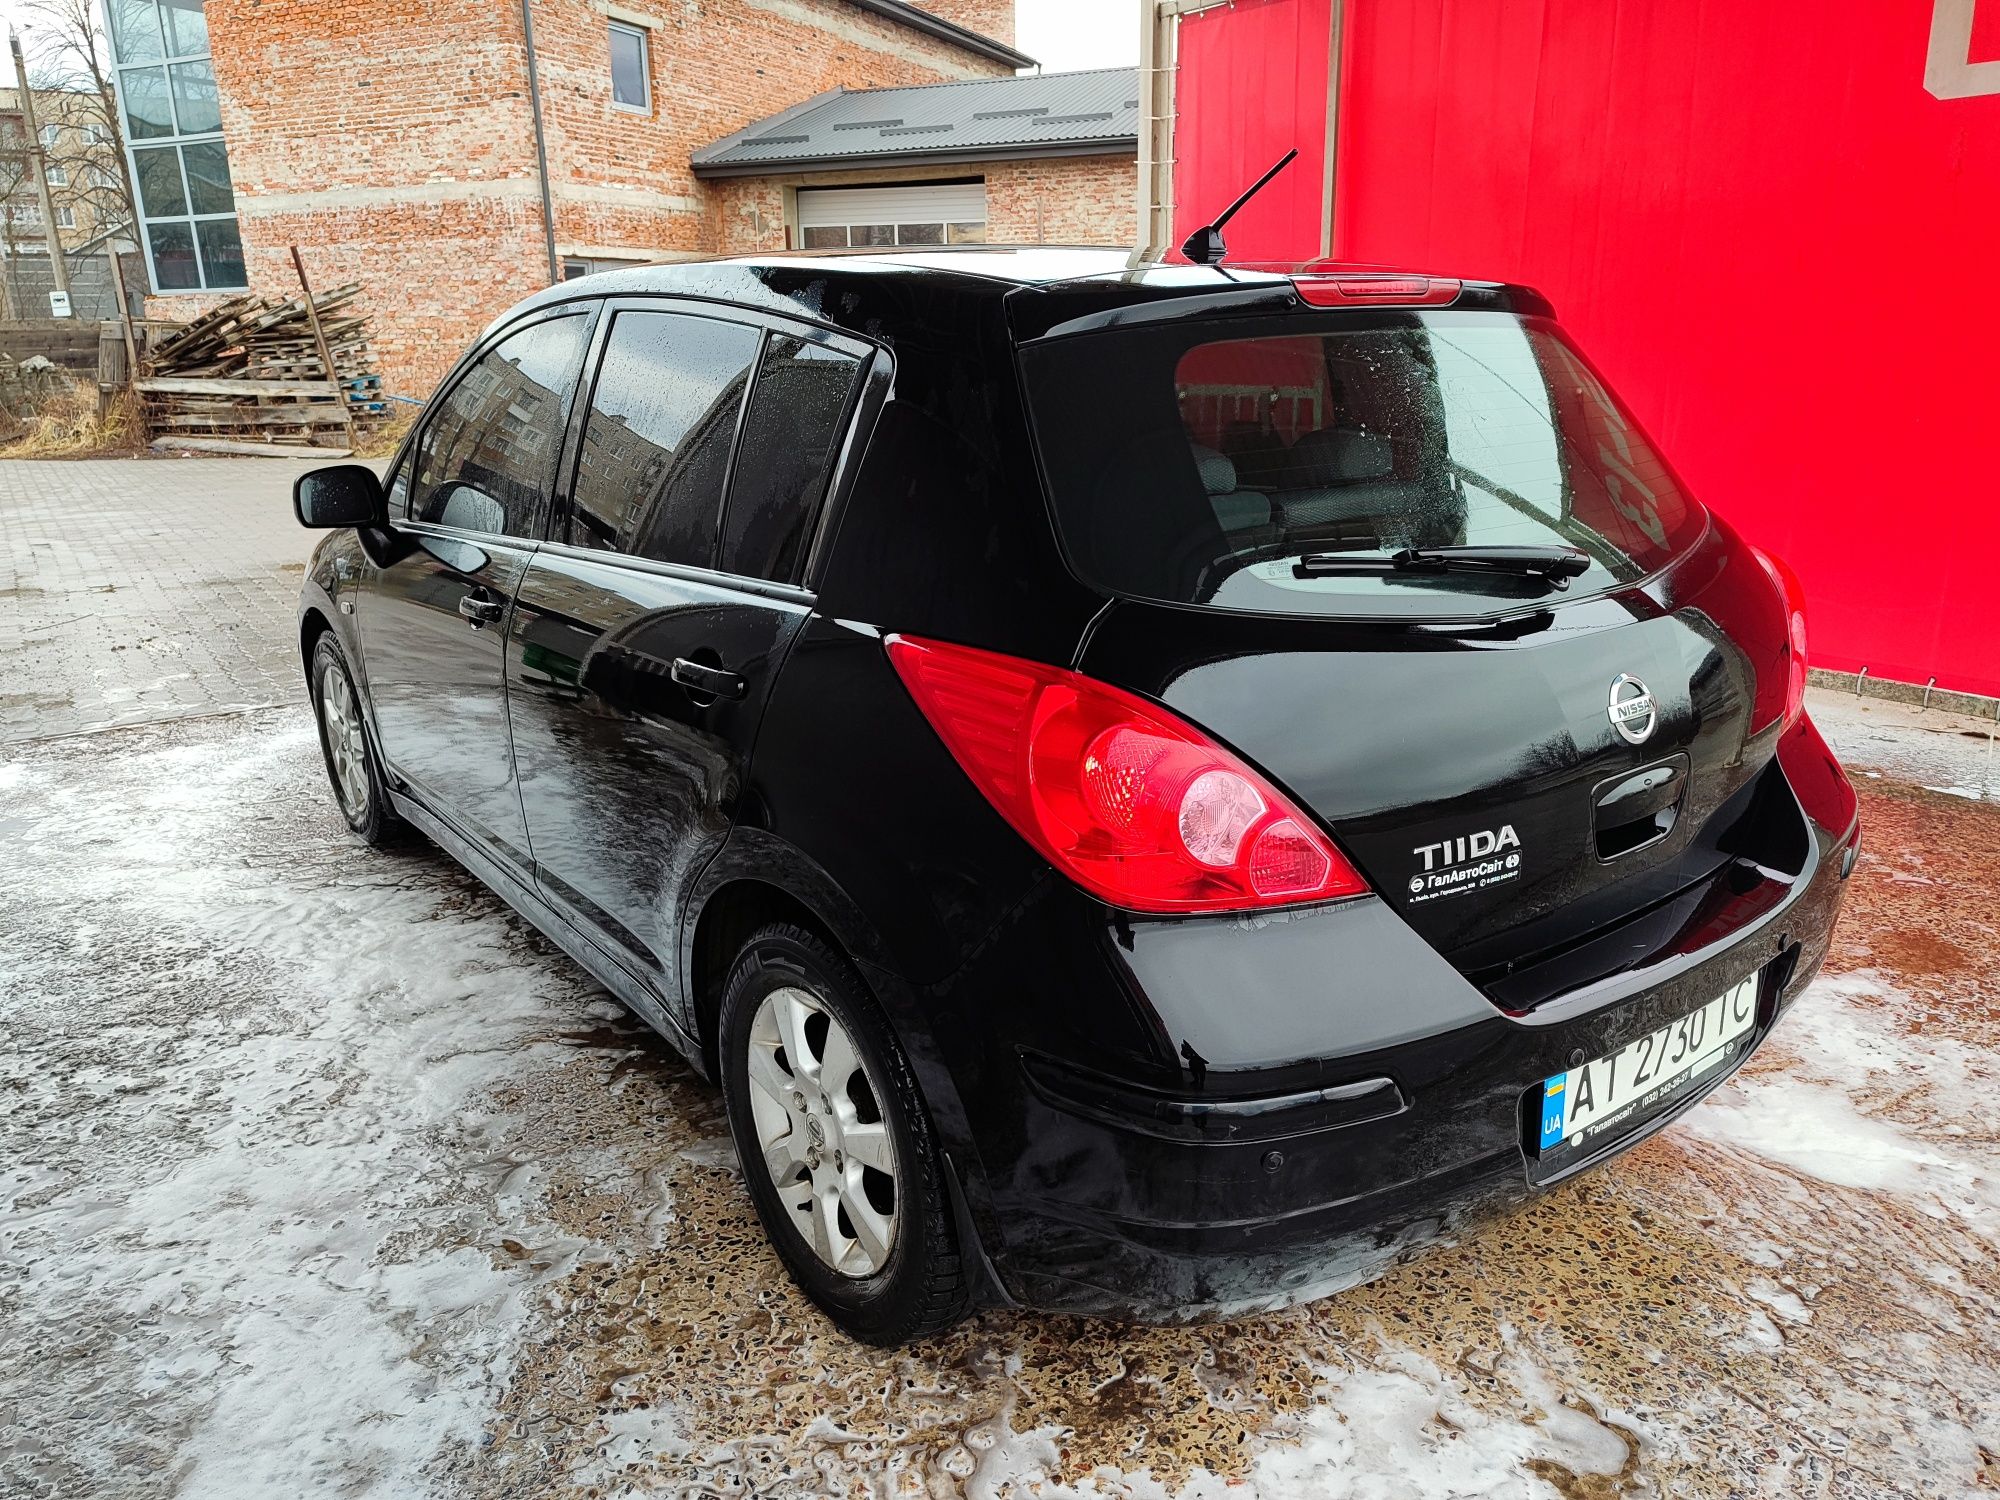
[141,284,385,444]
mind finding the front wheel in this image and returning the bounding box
[718,922,972,1344]
[309,632,402,846]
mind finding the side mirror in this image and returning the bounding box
[294,464,386,529]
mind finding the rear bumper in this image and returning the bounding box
[956,755,1856,1320]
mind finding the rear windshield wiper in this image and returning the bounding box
[1292,545,1593,588]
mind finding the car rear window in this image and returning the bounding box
[1021,311,1705,617]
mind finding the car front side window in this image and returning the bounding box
[407,313,591,539]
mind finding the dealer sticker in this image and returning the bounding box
[1406,824,1523,904]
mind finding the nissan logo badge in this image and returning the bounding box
[1608,674,1657,745]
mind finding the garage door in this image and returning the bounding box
[796,183,987,249]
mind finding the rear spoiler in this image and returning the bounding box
[1009,273,1554,346]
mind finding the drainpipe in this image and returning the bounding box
[1320,0,1345,259]
[1131,0,1239,266]
[518,0,560,286]
[1131,0,1171,263]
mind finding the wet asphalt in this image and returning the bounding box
[1,460,1995,1498]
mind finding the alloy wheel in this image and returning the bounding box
[319,666,370,820]
[745,984,900,1277]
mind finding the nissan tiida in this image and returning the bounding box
[292,245,1856,1343]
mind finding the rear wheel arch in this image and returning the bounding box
[716,917,977,1340]
[688,878,847,1081]
[696,882,1000,1328]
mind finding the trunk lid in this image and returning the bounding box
[1077,545,1790,976]
[1020,295,1799,981]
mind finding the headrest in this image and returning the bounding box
[434,483,506,535]
[1289,428,1393,483]
[1333,431,1393,480]
[1190,444,1238,496]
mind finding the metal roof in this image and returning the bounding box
[691,67,1139,177]
[843,0,1035,70]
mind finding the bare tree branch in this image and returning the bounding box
[15,0,139,254]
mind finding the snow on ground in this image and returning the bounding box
[0,716,621,1497]
[4,701,1999,1499]
[1685,970,2000,1217]
[1030,1332,1647,1500]
[1811,689,2000,804]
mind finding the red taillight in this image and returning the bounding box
[1293,276,1462,307]
[1751,546,1809,730]
[886,635,1369,914]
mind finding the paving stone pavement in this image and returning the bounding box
[4,455,1998,1497]
[0,457,327,744]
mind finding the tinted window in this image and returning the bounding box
[1023,311,1702,619]
[569,311,758,566]
[721,336,863,582]
[408,315,589,538]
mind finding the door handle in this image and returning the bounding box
[671,656,749,701]
[458,591,505,627]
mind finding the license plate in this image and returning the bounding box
[1536,974,1760,1153]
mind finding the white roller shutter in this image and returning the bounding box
[796,183,987,230]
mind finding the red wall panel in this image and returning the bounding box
[1175,0,1332,264]
[1974,0,2000,59]
[1178,0,2000,696]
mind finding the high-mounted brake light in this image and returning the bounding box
[886,635,1370,914]
[1750,546,1809,731]
[1293,276,1463,308]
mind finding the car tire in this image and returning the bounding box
[309,632,403,847]
[718,921,972,1344]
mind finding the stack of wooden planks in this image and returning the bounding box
[137,285,386,456]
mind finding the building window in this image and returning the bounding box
[800,220,985,249]
[56,206,76,229]
[45,163,68,187]
[105,0,245,292]
[7,199,43,229]
[609,22,649,111]
[561,252,652,280]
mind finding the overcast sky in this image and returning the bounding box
[1,1,43,58]
[2,0,89,78]
[1016,0,1139,72]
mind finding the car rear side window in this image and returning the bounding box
[720,335,864,582]
[407,313,589,538]
[568,310,758,566]
[1022,311,1703,618]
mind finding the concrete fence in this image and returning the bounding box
[0,249,145,325]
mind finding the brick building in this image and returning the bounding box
[695,68,1137,255]
[0,85,140,320]
[98,0,1139,395]
[1,87,123,247]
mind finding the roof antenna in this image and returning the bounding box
[1179,148,1298,266]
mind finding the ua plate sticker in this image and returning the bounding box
[1538,974,1760,1152]
[1407,823,1522,904]
[1537,1074,1570,1152]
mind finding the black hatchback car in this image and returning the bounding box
[295,247,1857,1344]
